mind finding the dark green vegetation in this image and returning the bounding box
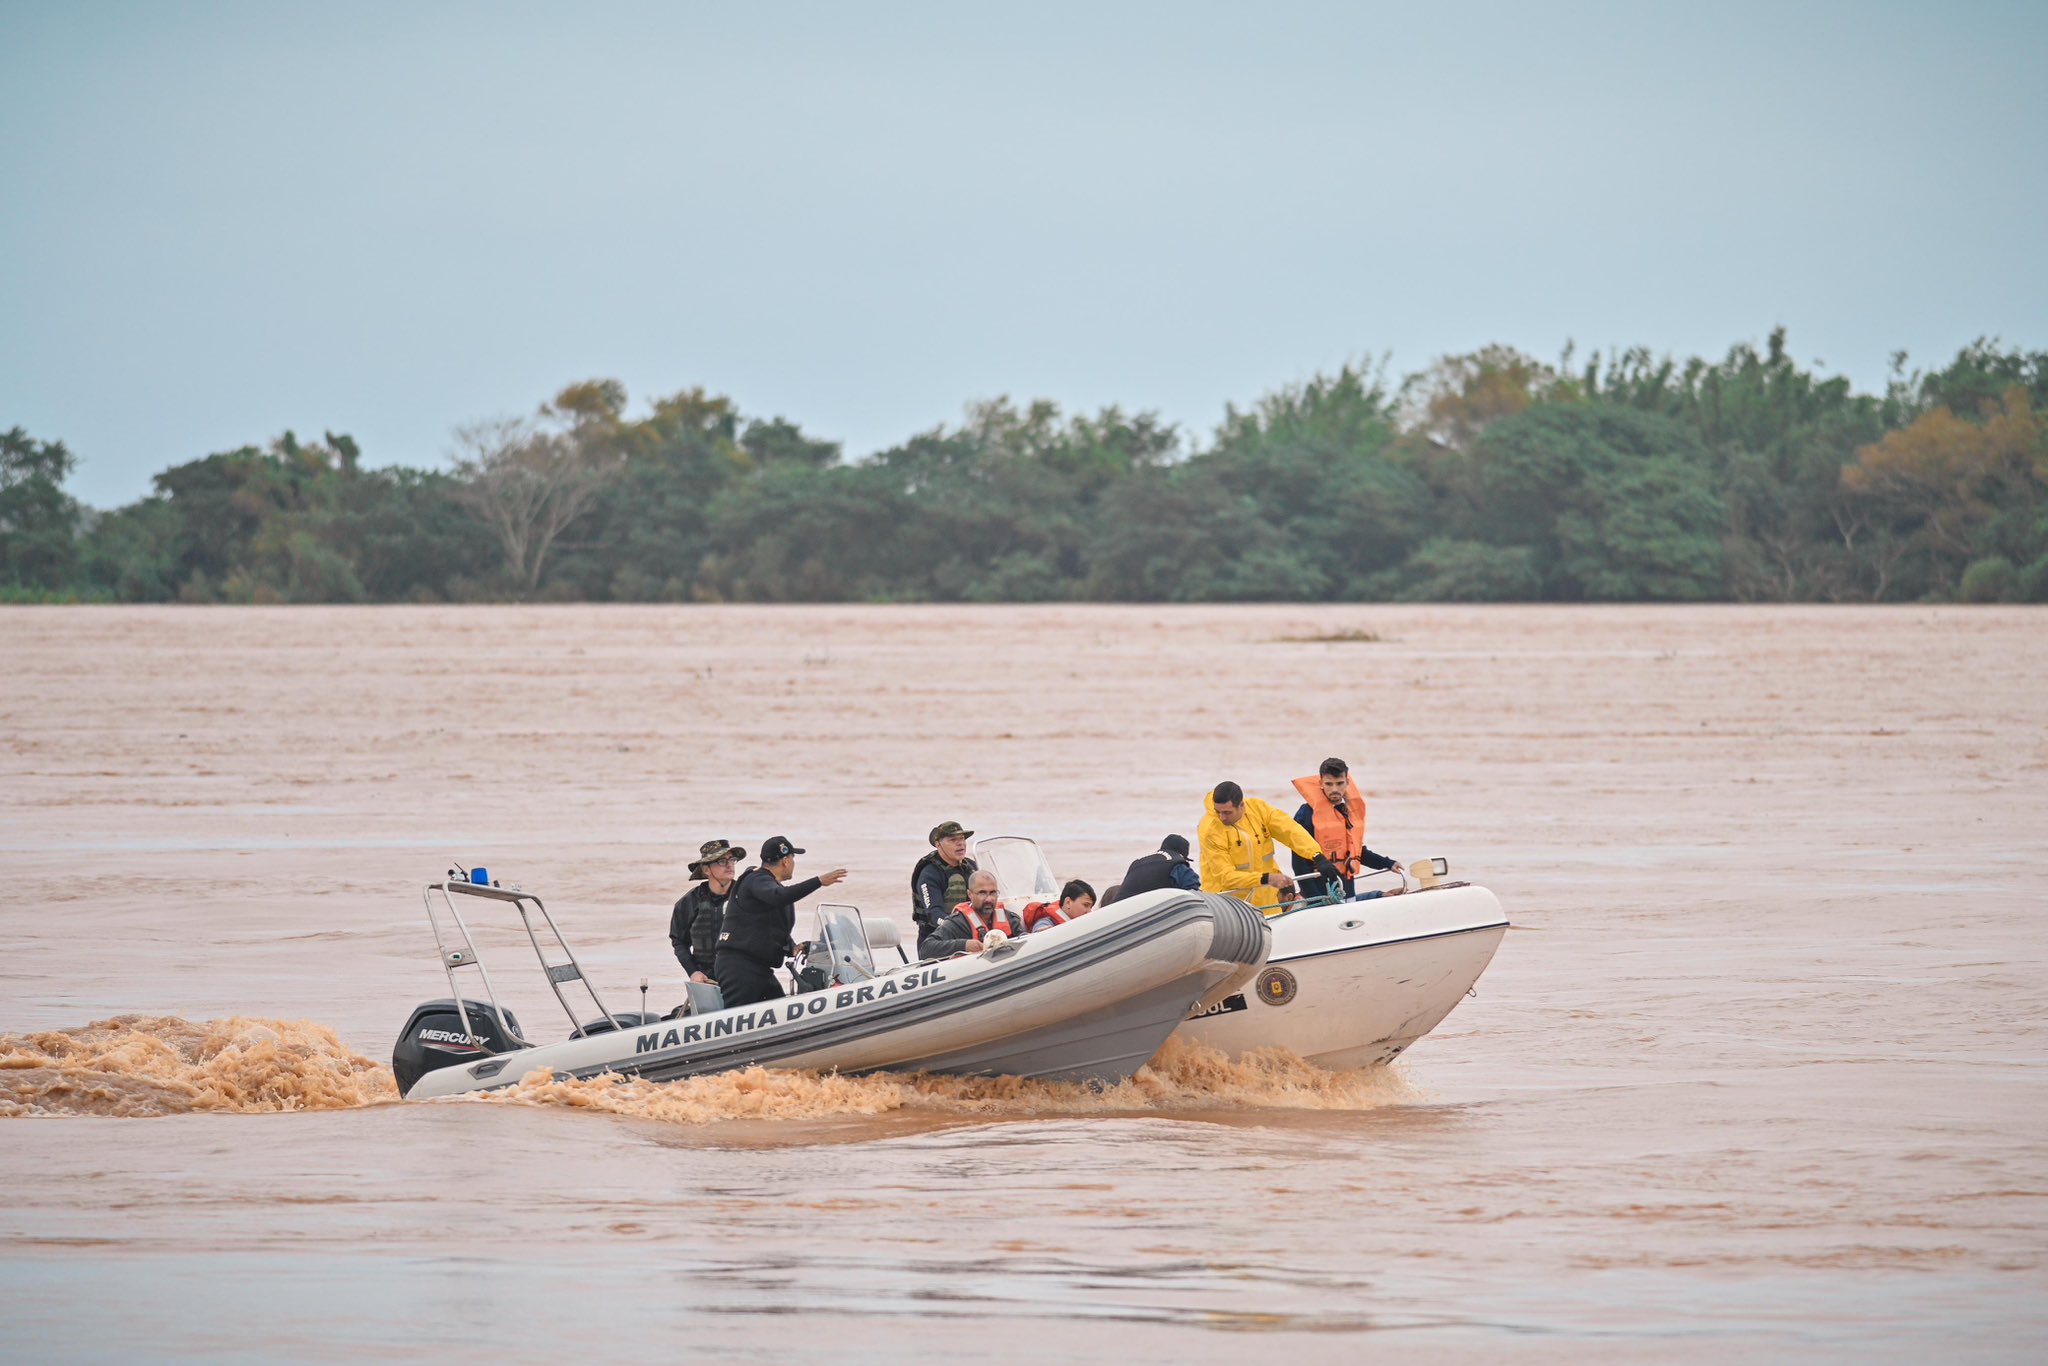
[6,331,2045,604]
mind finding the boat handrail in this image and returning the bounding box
[1265,892,1345,918]
[1358,863,1415,894]
[1267,863,1415,918]
[422,875,625,1046]
[1265,855,1474,916]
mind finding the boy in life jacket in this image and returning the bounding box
[1021,879,1096,933]
[1290,756,1403,899]
[919,870,1026,959]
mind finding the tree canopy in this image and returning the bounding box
[7,332,2046,604]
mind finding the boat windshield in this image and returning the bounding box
[811,903,878,984]
[972,836,1060,908]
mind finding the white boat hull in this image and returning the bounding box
[1179,883,1507,1069]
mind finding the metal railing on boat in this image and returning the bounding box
[421,877,625,1050]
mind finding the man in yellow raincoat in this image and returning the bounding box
[1198,781,1342,913]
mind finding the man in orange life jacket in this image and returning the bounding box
[1021,878,1095,933]
[919,869,1026,959]
[1291,756,1403,899]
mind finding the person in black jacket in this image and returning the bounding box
[910,820,977,955]
[670,838,743,984]
[1101,834,1203,906]
[713,835,848,1008]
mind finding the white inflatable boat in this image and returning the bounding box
[392,872,1269,1099]
[974,837,1507,1070]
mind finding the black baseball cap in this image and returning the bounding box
[761,835,805,862]
[1160,834,1191,860]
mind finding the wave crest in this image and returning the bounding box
[2,1018,1413,1123]
[481,1036,1418,1125]
[1,1015,398,1117]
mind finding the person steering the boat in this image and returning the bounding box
[1021,879,1096,932]
[671,838,743,985]
[1289,757,1402,899]
[714,835,848,1008]
[1199,780,1344,914]
[920,870,1026,959]
[910,820,978,956]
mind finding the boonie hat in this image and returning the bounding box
[761,835,805,862]
[928,820,974,845]
[688,838,746,879]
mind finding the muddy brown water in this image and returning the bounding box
[2,604,2043,1361]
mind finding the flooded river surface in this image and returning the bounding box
[2,604,2044,1361]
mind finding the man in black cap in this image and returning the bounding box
[910,820,977,957]
[1101,834,1204,906]
[714,836,848,1009]
[671,838,744,985]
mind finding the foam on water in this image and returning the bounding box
[429,1035,1419,1124]
[1,1016,1414,1122]
[0,1015,398,1117]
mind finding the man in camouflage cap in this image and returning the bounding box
[671,837,744,985]
[910,820,976,956]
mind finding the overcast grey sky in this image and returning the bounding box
[3,0,2043,507]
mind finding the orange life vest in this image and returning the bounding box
[1021,901,1069,932]
[951,901,1025,944]
[1291,773,1367,878]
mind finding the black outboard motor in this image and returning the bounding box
[391,998,524,1097]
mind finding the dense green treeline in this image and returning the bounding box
[5,329,2046,604]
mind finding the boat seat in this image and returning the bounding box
[685,980,725,1015]
[863,917,911,965]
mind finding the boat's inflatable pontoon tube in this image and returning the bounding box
[396,883,1269,1098]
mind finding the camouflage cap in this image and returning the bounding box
[688,838,746,879]
[928,820,974,845]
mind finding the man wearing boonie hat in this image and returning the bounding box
[910,820,977,956]
[714,835,848,1009]
[670,838,744,985]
